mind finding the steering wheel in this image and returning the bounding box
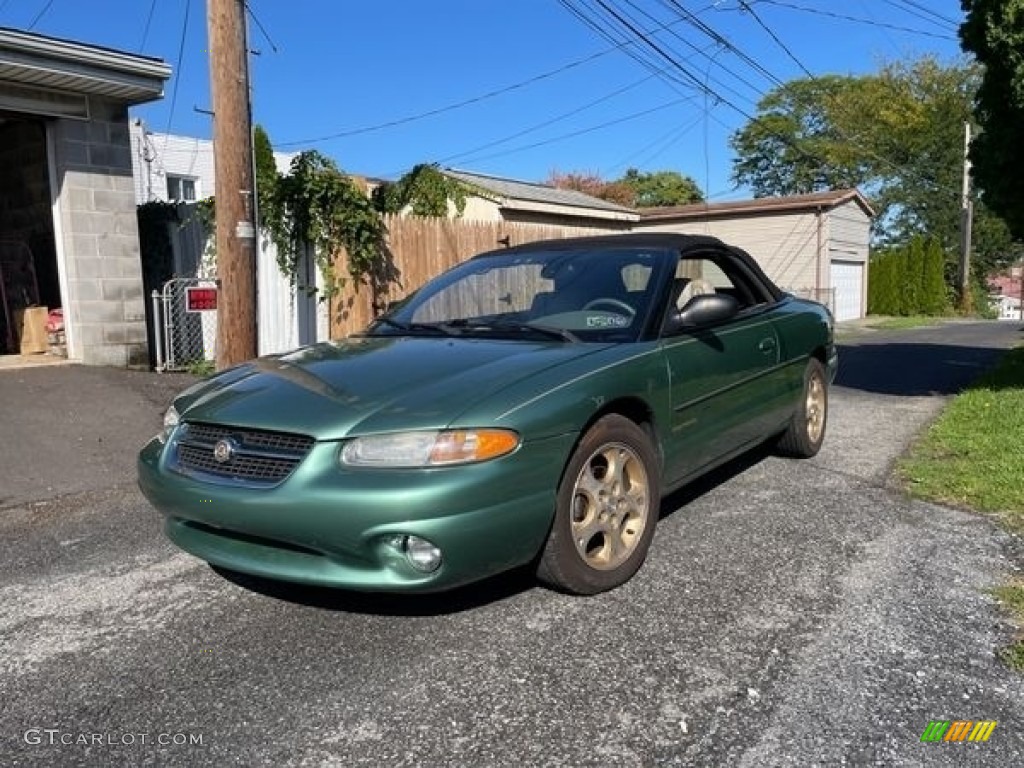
[582,298,636,317]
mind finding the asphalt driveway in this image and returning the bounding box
[1,320,1022,766]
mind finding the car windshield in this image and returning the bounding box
[368,246,672,343]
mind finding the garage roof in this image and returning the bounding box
[444,168,640,222]
[639,189,876,221]
[0,27,170,105]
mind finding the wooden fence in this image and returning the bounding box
[329,216,624,337]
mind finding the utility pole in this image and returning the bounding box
[959,121,974,314]
[208,0,257,367]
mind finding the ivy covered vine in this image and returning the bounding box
[261,150,387,299]
[371,163,473,217]
[235,128,476,310]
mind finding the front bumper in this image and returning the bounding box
[138,431,575,592]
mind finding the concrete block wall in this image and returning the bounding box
[50,98,148,367]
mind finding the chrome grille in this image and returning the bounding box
[172,422,314,485]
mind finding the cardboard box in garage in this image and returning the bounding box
[15,306,49,354]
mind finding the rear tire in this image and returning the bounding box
[537,414,660,595]
[776,358,828,458]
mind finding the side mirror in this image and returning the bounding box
[665,293,740,332]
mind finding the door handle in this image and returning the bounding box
[758,338,776,354]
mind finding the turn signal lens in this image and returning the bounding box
[340,429,520,468]
[428,429,520,465]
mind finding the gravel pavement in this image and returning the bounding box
[0,320,1021,767]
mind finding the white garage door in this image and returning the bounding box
[830,260,864,321]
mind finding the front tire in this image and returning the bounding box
[537,414,660,595]
[776,358,828,458]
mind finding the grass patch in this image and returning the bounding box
[864,315,944,330]
[901,345,1024,672]
[899,345,1024,517]
[992,583,1024,672]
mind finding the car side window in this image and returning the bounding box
[672,252,769,314]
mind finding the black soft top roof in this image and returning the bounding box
[472,233,784,302]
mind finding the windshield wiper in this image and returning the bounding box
[445,319,578,343]
[369,317,458,336]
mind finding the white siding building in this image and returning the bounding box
[636,190,874,320]
[128,124,327,356]
[128,122,295,204]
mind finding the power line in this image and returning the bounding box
[444,96,697,167]
[891,0,961,28]
[139,0,158,51]
[27,0,55,30]
[618,0,766,103]
[604,113,704,174]
[881,0,960,32]
[162,0,192,148]
[277,9,707,149]
[755,0,957,41]
[739,0,813,78]
[277,48,616,147]
[245,1,278,54]
[560,0,756,119]
[438,73,659,166]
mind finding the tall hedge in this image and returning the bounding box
[867,236,949,316]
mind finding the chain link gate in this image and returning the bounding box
[152,277,218,372]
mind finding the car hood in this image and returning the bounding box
[173,336,611,440]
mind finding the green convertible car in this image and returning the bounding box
[138,233,837,595]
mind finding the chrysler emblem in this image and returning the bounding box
[212,438,238,464]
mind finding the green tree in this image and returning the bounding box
[731,75,873,196]
[617,168,703,207]
[253,124,279,230]
[545,168,703,207]
[731,57,1020,288]
[960,0,1024,238]
[921,237,950,315]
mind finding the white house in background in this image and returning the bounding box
[127,124,326,356]
[990,293,1021,321]
[128,121,296,204]
[636,189,874,321]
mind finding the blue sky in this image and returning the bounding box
[3,0,967,199]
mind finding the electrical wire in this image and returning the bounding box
[441,96,698,167]
[881,0,960,32]
[245,1,279,54]
[754,0,957,41]
[276,9,708,149]
[739,0,813,77]
[437,73,660,166]
[27,0,55,29]
[161,0,192,158]
[139,0,158,51]
[604,113,704,173]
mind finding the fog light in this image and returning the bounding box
[403,535,442,573]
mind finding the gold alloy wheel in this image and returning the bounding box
[806,372,826,443]
[570,442,650,571]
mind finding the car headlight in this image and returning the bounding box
[158,405,180,443]
[340,429,520,468]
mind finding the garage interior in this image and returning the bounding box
[0,113,60,356]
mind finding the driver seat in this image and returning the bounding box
[675,277,716,309]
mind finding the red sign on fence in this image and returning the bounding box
[185,286,218,312]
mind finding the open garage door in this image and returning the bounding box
[0,115,61,356]
[830,259,865,321]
